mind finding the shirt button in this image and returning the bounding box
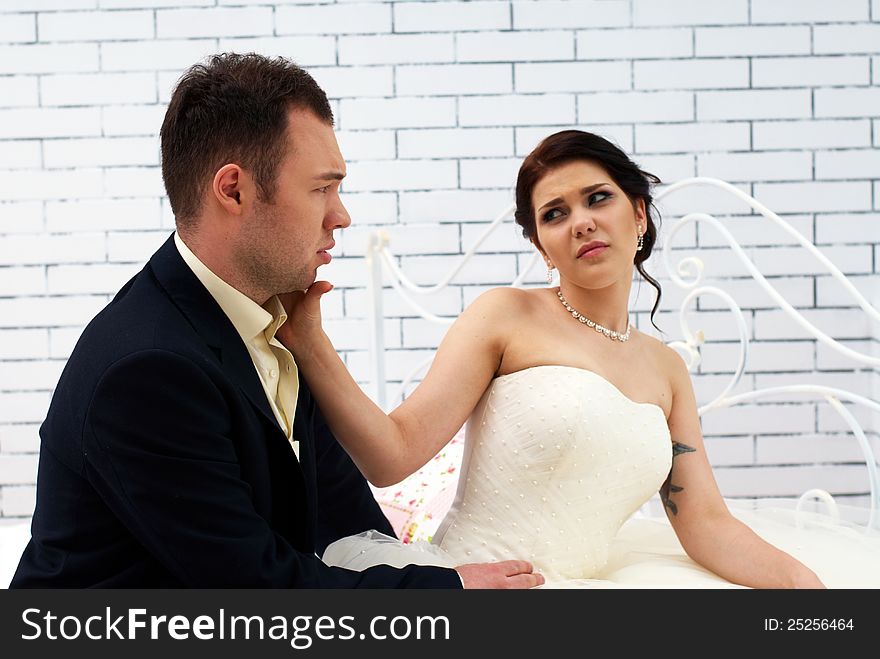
[269,369,278,378]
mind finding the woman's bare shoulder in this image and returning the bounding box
[636,331,690,375]
[462,286,547,318]
[644,335,693,390]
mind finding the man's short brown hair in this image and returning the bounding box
[160,52,333,227]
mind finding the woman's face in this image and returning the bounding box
[531,159,645,291]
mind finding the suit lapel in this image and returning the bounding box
[147,235,292,442]
[291,376,318,546]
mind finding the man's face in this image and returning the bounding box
[237,107,350,300]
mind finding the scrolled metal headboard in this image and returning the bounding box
[364,177,880,530]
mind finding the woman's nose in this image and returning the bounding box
[570,209,596,236]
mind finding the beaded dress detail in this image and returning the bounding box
[323,366,880,588]
[432,365,669,581]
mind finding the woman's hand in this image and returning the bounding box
[786,566,826,589]
[276,280,333,356]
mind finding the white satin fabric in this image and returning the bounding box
[324,366,880,588]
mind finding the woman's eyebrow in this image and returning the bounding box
[536,182,608,212]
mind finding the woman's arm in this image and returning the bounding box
[278,284,517,487]
[660,346,825,588]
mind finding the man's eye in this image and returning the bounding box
[316,185,330,193]
[542,208,563,222]
[588,191,611,205]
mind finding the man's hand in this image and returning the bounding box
[455,560,545,589]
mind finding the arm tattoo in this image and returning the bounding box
[660,441,696,516]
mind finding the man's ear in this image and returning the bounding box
[212,164,247,216]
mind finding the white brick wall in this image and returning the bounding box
[397,127,514,158]
[394,1,509,33]
[814,87,880,118]
[635,122,751,153]
[0,424,42,454]
[0,141,41,169]
[752,119,872,150]
[0,76,38,107]
[696,151,812,181]
[0,13,36,43]
[0,43,99,74]
[696,90,811,121]
[0,1,877,519]
[339,97,456,129]
[512,1,629,30]
[579,91,694,124]
[0,108,101,139]
[752,56,870,88]
[694,26,811,57]
[459,93,576,127]
[396,64,512,96]
[340,33,453,65]
[632,0,748,27]
[457,30,573,62]
[750,0,869,24]
[577,28,692,61]
[515,61,630,93]
[276,3,391,35]
[157,7,273,38]
[310,67,394,99]
[217,36,336,66]
[634,58,750,90]
[753,181,873,213]
[39,10,155,41]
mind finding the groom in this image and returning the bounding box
[11,53,541,589]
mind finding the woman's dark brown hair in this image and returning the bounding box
[514,129,663,328]
[160,52,333,228]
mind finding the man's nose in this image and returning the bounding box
[327,194,351,230]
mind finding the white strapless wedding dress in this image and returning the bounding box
[324,366,880,588]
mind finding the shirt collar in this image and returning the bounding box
[174,232,286,344]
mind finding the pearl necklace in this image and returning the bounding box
[556,290,632,342]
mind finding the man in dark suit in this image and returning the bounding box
[11,53,541,588]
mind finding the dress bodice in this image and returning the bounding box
[433,365,672,581]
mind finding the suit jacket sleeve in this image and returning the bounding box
[83,349,461,588]
[311,400,396,554]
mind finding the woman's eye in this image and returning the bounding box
[542,208,563,222]
[588,191,611,205]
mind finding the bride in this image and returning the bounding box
[279,130,880,588]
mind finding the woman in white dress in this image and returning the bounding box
[279,130,880,588]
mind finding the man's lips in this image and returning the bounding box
[576,242,608,258]
[317,240,335,263]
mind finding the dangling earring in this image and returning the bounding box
[546,264,555,284]
[636,226,645,252]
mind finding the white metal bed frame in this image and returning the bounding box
[364,177,880,532]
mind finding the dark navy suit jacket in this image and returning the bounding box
[11,235,460,588]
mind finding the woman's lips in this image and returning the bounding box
[578,244,607,259]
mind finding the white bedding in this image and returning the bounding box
[0,521,30,588]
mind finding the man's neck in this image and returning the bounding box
[176,227,269,306]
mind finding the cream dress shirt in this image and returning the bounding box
[174,233,300,459]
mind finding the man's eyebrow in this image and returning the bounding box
[314,171,346,181]
[536,183,607,212]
